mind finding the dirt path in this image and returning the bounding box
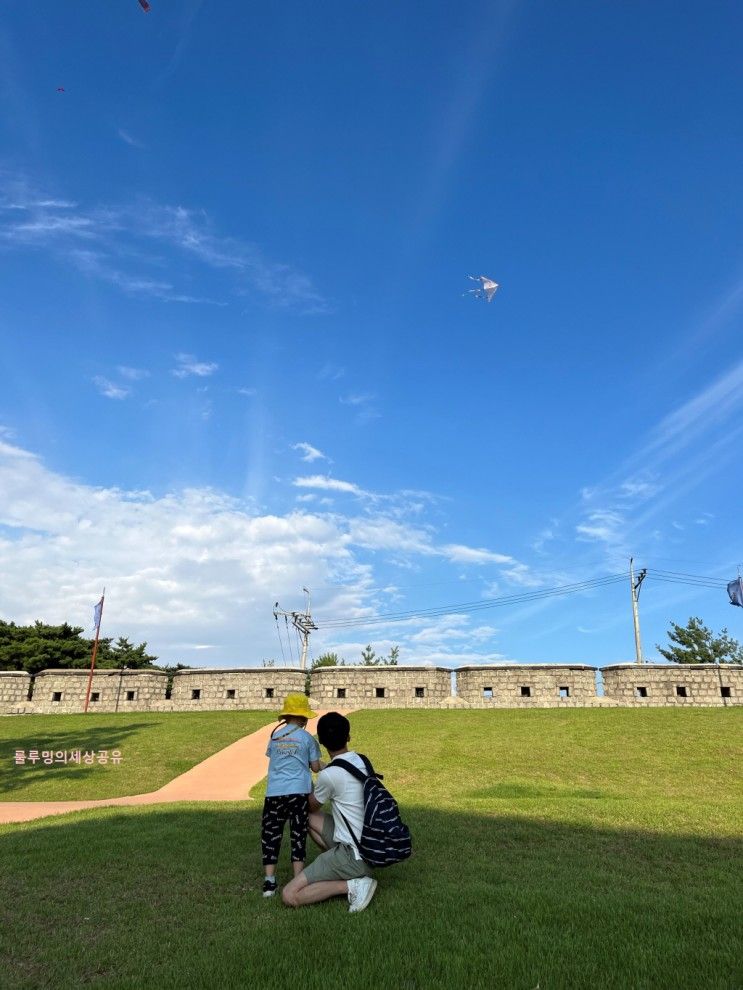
[0,712,341,825]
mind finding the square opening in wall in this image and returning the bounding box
[415,687,425,698]
[559,686,570,698]
[483,687,493,699]
[52,692,62,702]
[90,692,100,703]
[721,686,732,698]
[375,687,386,698]
[191,689,201,700]
[265,688,274,699]
[337,688,346,699]
[125,690,135,701]
[635,686,648,698]
[226,689,236,700]
[676,685,688,698]
[520,686,531,697]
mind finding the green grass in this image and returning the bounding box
[0,711,275,800]
[1,708,742,989]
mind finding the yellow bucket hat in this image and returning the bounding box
[279,692,317,720]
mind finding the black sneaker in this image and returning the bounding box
[262,879,278,898]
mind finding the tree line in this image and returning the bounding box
[0,620,180,677]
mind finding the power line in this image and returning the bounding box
[316,573,627,630]
[647,568,728,589]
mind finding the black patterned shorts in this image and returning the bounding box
[261,794,310,864]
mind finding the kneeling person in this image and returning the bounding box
[281,712,377,913]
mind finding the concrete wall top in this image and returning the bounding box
[311,665,452,674]
[172,667,304,676]
[601,663,743,672]
[457,664,596,672]
[34,668,167,678]
[0,670,32,677]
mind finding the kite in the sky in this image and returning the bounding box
[56,87,65,93]
[728,576,743,607]
[138,0,151,11]
[465,275,499,303]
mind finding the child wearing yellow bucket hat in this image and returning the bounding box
[260,693,323,897]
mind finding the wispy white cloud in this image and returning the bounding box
[340,393,374,407]
[293,475,365,496]
[172,353,218,379]
[0,171,327,312]
[117,128,145,149]
[575,509,625,546]
[441,544,513,565]
[618,478,660,500]
[318,364,345,381]
[292,442,329,463]
[639,359,743,464]
[339,392,380,425]
[117,365,150,381]
[93,376,130,400]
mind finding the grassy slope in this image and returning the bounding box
[0,709,741,990]
[0,711,275,800]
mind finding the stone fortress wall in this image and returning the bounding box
[310,665,451,709]
[1,663,742,715]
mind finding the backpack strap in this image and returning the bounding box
[333,754,384,781]
[338,810,363,855]
[331,757,367,783]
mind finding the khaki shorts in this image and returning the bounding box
[303,813,374,884]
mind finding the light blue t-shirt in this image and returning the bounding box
[265,724,321,797]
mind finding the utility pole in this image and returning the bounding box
[273,587,317,671]
[629,558,647,664]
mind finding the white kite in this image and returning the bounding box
[465,274,499,303]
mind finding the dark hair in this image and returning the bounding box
[317,712,350,752]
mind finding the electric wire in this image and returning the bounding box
[316,573,627,630]
[304,566,734,634]
[647,568,728,589]
[274,613,287,665]
[284,616,296,664]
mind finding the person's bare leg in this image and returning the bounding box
[282,871,347,908]
[264,864,276,879]
[308,812,330,850]
[291,860,304,877]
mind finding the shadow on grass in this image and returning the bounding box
[0,804,741,990]
[0,721,158,796]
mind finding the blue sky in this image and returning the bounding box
[1,0,742,668]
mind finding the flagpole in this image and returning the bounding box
[84,588,105,714]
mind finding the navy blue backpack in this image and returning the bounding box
[332,754,413,868]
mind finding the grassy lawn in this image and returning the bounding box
[0,708,741,989]
[0,711,275,801]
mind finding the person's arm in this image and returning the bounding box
[308,735,324,773]
[310,768,333,813]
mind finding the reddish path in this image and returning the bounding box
[0,712,339,825]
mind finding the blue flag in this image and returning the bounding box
[92,597,104,631]
[727,578,743,608]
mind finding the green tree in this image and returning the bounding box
[360,644,377,665]
[0,620,158,675]
[109,636,158,669]
[656,617,743,665]
[359,644,399,666]
[312,652,345,669]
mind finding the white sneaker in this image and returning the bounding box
[347,876,377,913]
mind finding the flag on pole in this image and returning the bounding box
[93,597,104,632]
[728,577,743,608]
